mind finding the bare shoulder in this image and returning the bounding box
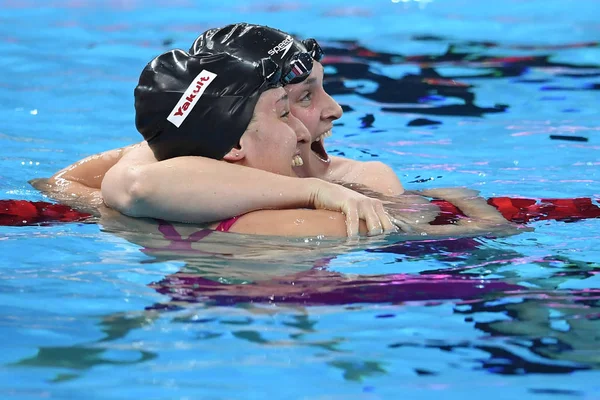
[328,156,403,195]
[227,208,356,237]
[327,155,354,179]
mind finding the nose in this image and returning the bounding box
[322,92,343,121]
[290,113,310,143]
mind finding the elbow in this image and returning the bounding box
[101,165,149,217]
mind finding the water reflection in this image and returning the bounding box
[11,313,157,382]
[320,37,600,121]
[10,37,600,384]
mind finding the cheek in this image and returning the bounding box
[291,105,319,133]
[275,132,295,151]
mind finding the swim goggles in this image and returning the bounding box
[260,38,325,87]
[281,38,324,84]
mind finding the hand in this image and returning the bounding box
[385,193,442,226]
[307,178,397,237]
[456,218,534,237]
[418,187,481,200]
[418,187,507,223]
[404,187,533,238]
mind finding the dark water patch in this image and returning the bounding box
[360,113,375,128]
[529,388,584,397]
[415,368,438,376]
[407,118,442,127]
[195,331,223,340]
[358,148,379,158]
[514,78,553,84]
[408,175,443,183]
[233,330,270,344]
[13,345,157,371]
[542,85,586,91]
[382,103,508,118]
[541,96,567,101]
[550,135,588,142]
[328,360,387,382]
[477,345,588,375]
[560,73,600,78]
[388,340,589,375]
[220,317,254,326]
[283,314,318,332]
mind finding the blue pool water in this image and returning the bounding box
[1,0,599,398]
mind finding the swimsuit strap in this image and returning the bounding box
[143,220,220,256]
[214,215,241,232]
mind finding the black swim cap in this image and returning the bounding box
[190,23,324,86]
[134,49,281,161]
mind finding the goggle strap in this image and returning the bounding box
[259,57,282,85]
[302,38,324,62]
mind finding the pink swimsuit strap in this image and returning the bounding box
[214,215,241,232]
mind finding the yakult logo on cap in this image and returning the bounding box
[167,70,217,128]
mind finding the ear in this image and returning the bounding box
[222,144,246,162]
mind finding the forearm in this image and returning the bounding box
[57,147,130,189]
[226,209,368,237]
[416,188,507,223]
[103,156,320,223]
[404,188,526,237]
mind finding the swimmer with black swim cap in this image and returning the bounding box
[134,47,310,175]
[188,23,339,178]
[189,23,322,86]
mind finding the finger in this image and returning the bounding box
[343,201,360,238]
[360,202,383,236]
[373,201,397,233]
[390,216,414,233]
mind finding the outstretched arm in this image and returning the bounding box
[403,188,531,237]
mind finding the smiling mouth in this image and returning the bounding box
[311,129,332,162]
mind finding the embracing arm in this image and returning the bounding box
[52,146,131,189]
[404,188,530,237]
[217,188,525,239]
[328,156,404,196]
[102,142,396,236]
[221,209,368,237]
[29,146,132,211]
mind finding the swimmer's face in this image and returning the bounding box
[228,87,310,177]
[285,61,343,178]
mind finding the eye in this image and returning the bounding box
[299,92,312,102]
[280,110,290,119]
